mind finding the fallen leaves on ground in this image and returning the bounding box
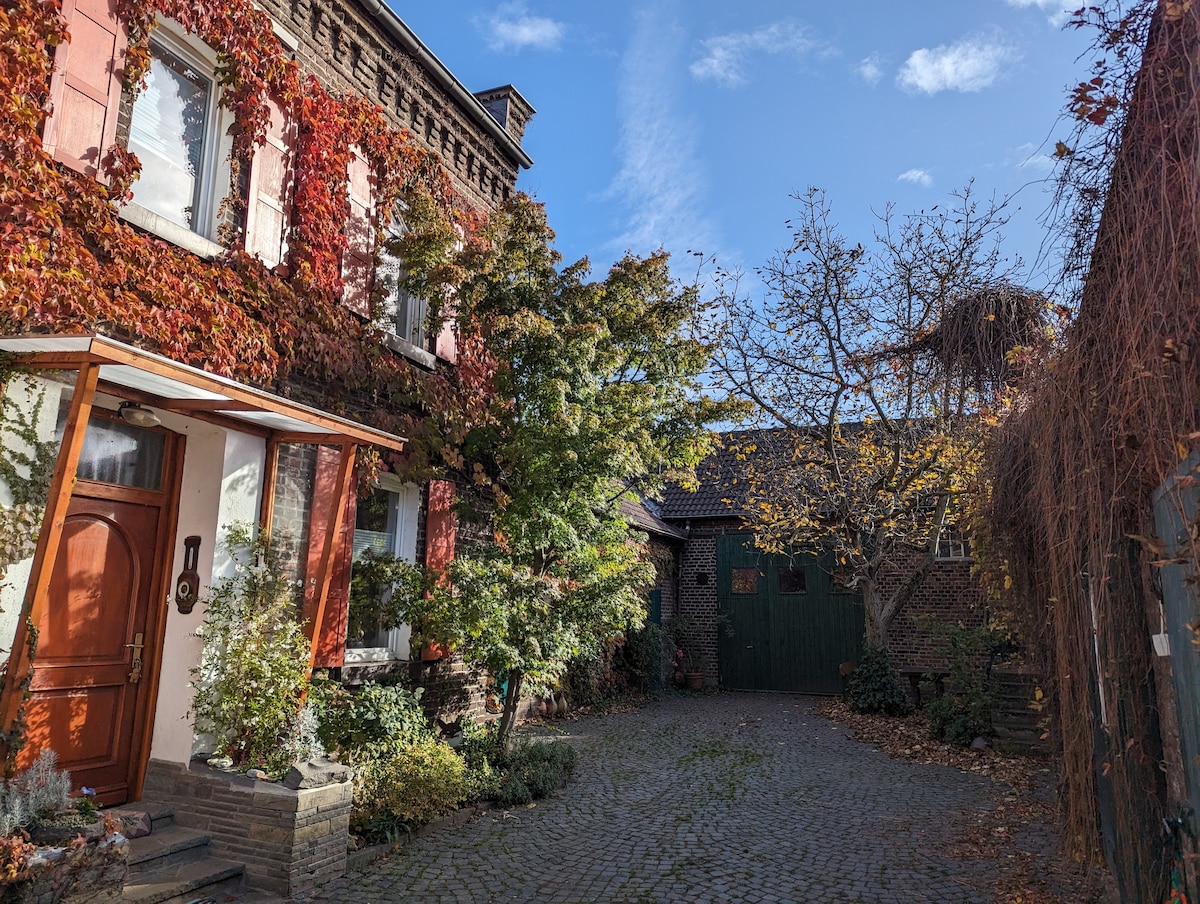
[816,697,1051,790]
[819,698,1114,904]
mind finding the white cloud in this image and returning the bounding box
[857,54,883,86]
[897,168,933,187]
[690,22,824,87]
[609,5,717,256]
[897,32,1019,94]
[1013,141,1054,173]
[478,3,565,53]
[1004,0,1073,27]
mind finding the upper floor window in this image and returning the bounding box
[376,214,434,366]
[127,31,222,237]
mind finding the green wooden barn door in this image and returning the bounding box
[717,534,864,693]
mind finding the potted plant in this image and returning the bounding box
[664,613,707,690]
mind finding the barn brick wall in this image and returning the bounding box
[676,522,739,686]
[646,534,680,620]
[668,520,989,686]
[881,553,988,673]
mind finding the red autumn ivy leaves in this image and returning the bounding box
[0,0,497,481]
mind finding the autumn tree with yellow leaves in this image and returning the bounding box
[709,185,1049,647]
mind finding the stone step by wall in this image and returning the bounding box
[142,759,353,897]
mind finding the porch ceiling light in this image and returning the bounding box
[118,401,161,428]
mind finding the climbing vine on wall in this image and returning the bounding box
[0,0,496,481]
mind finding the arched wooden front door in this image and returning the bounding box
[17,411,182,805]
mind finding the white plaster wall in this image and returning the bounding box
[148,420,265,766]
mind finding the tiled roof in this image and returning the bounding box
[619,497,688,540]
[659,428,797,521]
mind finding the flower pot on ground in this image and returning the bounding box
[27,816,105,846]
[664,613,707,683]
[684,672,704,691]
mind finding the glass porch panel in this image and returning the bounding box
[0,370,76,665]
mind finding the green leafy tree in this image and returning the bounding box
[709,185,1048,647]
[405,196,742,742]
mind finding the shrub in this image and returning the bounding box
[493,740,578,808]
[0,749,70,835]
[563,649,605,708]
[459,718,503,802]
[845,646,912,716]
[351,737,467,841]
[190,525,311,774]
[920,618,1013,746]
[310,675,435,756]
[620,620,665,691]
[926,694,990,747]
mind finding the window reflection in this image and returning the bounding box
[74,417,165,490]
[128,41,213,231]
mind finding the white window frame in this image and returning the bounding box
[935,527,971,562]
[376,209,436,369]
[343,474,420,664]
[119,20,233,255]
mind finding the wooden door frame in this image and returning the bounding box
[51,408,186,802]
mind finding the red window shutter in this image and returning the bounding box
[304,446,356,668]
[434,304,457,364]
[341,147,376,317]
[244,93,293,267]
[43,0,127,180]
[424,479,457,572]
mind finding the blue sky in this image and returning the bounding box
[394,1,1091,293]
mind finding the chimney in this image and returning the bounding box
[474,85,535,145]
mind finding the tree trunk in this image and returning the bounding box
[496,668,524,747]
[862,578,888,648]
[861,552,937,650]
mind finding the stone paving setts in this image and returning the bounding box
[300,692,1020,904]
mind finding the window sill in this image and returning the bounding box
[382,332,437,370]
[344,647,404,664]
[119,202,225,260]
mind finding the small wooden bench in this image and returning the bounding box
[899,667,950,708]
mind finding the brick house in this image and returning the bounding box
[657,429,986,692]
[0,0,530,892]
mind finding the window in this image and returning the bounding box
[74,415,165,490]
[777,566,807,595]
[377,215,429,354]
[126,29,225,240]
[935,527,971,561]
[731,567,759,594]
[344,476,419,663]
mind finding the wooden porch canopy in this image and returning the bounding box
[0,334,406,738]
[0,333,406,450]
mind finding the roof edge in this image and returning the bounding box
[356,0,534,170]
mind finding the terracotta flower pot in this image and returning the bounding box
[420,641,449,661]
[684,671,704,691]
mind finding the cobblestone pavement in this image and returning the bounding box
[304,692,1037,904]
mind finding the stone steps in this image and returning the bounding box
[114,803,283,904]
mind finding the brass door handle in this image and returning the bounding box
[127,632,144,684]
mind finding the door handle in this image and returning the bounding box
[126,632,144,684]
